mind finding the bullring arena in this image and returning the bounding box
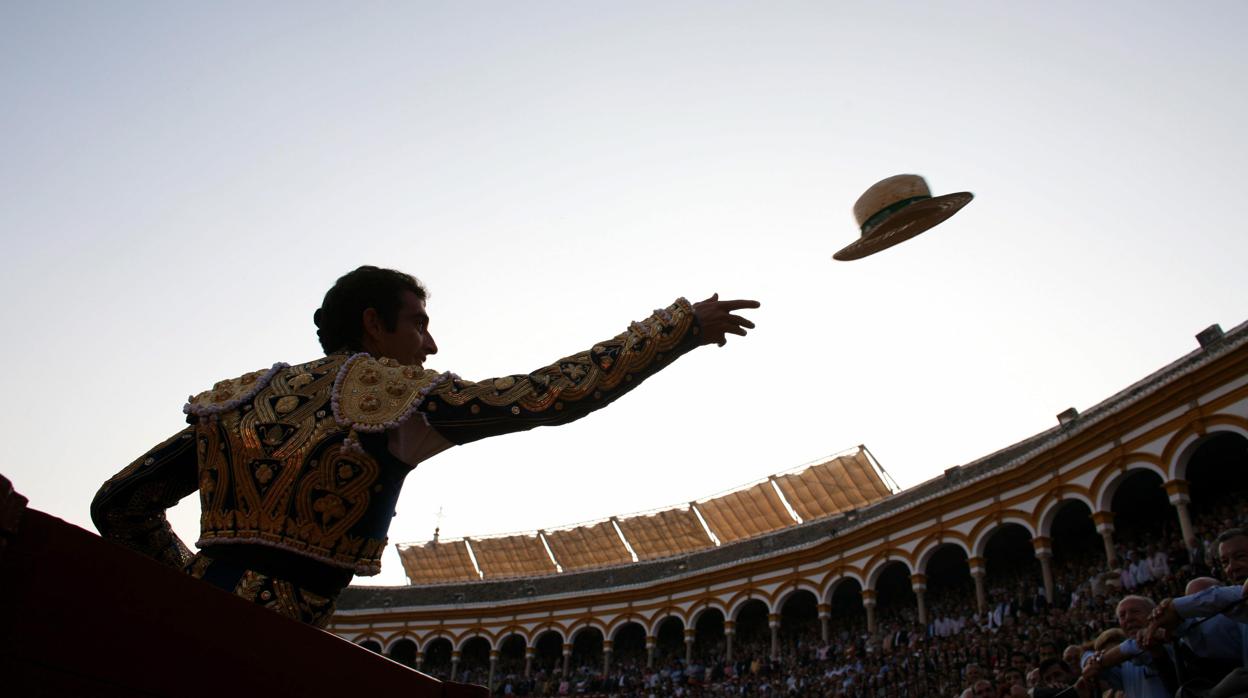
[329,320,1248,696]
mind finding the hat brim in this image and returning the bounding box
[833,192,973,261]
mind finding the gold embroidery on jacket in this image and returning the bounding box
[428,299,694,412]
[194,356,394,574]
[333,356,444,430]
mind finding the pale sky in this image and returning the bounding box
[2,2,1246,586]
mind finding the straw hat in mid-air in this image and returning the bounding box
[833,174,973,261]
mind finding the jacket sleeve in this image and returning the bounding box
[90,426,198,570]
[422,298,701,445]
[1173,585,1246,621]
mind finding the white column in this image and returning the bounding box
[1033,537,1055,603]
[1093,511,1117,566]
[1165,480,1196,548]
[911,574,928,626]
[969,557,987,616]
[768,613,781,661]
[862,590,878,635]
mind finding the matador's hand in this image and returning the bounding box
[692,293,760,347]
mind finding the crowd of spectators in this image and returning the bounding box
[417,493,1248,697]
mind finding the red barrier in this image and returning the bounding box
[0,474,486,698]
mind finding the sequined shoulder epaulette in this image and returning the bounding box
[184,363,291,417]
[331,353,452,437]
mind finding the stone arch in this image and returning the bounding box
[421,631,455,647]
[1171,425,1248,480]
[777,586,820,644]
[647,607,686,637]
[1166,418,1248,481]
[421,636,455,680]
[865,551,914,589]
[531,628,566,674]
[825,575,866,631]
[1041,496,1098,562]
[690,603,726,663]
[915,536,972,574]
[569,623,605,673]
[608,618,648,669]
[727,589,772,619]
[606,614,648,641]
[730,597,771,653]
[652,614,686,665]
[1102,462,1171,549]
[869,559,917,615]
[386,637,418,668]
[381,631,417,653]
[495,625,530,648]
[1093,457,1167,513]
[358,638,383,653]
[531,625,566,646]
[773,579,821,610]
[457,635,493,684]
[351,629,385,646]
[977,520,1041,593]
[688,599,729,627]
[455,628,493,651]
[820,569,865,602]
[1036,489,1096,538]
[568,619,608,643]
[496,632,528,677]
[970,513,1038,558]
[1174,428,1248,520]
[920,540,974,615]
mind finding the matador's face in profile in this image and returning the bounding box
[365,290,438,367]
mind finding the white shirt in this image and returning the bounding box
[1148,551,1170,579]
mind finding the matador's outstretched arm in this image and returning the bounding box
[421,294,758,445]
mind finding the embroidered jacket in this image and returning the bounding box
[92,299,699,578]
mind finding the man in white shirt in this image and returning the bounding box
[1147,545,1170,580]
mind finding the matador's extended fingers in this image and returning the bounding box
[719,299,761,310]
[726,314,755,329]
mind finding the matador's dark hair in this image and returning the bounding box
[314,266,427,353]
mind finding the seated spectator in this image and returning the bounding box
[1132,553,1155,589]
[960,678,994,698]
[1063,643,1084,670]
[1036,657,1075,690]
